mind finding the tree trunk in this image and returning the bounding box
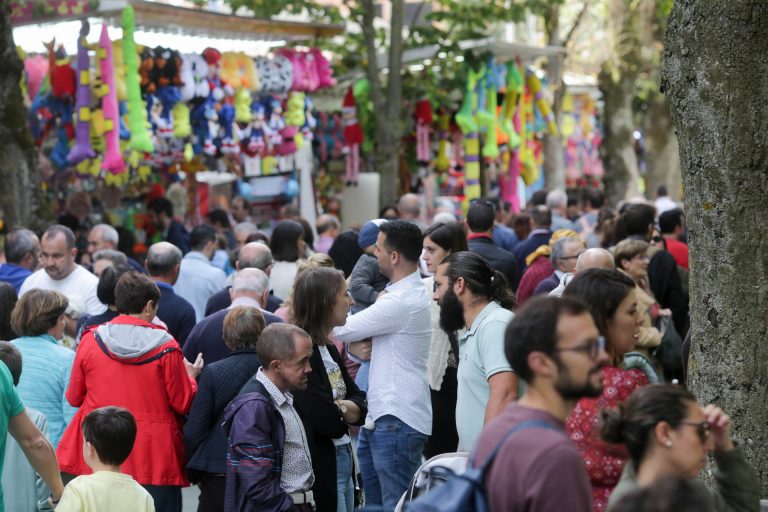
[662,0,768,494]
[0,3,46,230]
[598,66,640,206]
[360,0,404,206]
[543,5,565,191]
[643,91,681,201]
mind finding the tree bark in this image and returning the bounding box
[542,5,565,191]
[643,91,681,201]
[598,0,641,205]
[360,0,404,206]
[599,66,640,205]
[662,0,768,494]
[0,3,46,230]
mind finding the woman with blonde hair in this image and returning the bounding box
[10,289,75,447]
[274,252,335,321]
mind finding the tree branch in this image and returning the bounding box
[563,2,589,49]
[359,0,385,115]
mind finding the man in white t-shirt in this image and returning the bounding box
[19,225,105,316]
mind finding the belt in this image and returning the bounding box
[289,490,314,506]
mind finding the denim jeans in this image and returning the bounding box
[336,444,355,512]
[357,415,427,510]
[355,361,370,392]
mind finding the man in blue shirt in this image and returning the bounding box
[0,229,39,293]
[174,225,227,322]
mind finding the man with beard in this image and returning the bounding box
[432,252,517,450]
[472,295,607,512]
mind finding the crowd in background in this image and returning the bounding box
[0,184,758,512]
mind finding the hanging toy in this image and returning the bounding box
[480,67,500,160]
[301,95,316,143]
[67,20,96,165]
[219,103,239,155]
[500,61,523,147]
[342,87,363,187]
[526,69,558,136]
[97,24,125,175]
[310,48,335,89]
[122,6,153,153]
[457,69,482,205]
[435,108,450,172]
[179,53,210,102]
[414,96,433,167]
[284,91,305,150]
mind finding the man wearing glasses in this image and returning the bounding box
[532,236,585,296]
[472,296,608,512]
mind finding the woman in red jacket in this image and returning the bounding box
[57,271,201,512]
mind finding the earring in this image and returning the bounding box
[665,440,673,448]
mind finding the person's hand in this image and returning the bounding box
[184,353,204,379]
[659,308,672,317]
[348,340,372,361]
[702,404,734,452]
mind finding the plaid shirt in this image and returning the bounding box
[516,256,554,306]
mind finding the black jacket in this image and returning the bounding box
[166,220,190,255]
[513,230,552,280]
[184,349,261,478]
[156,282,196,346]
[648,249,689,335]
[293,343,367,512]
[468,236,519,291]
[183,307,283,366]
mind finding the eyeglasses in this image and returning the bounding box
[559,252,585,261]
[679,420,711,443]
[552,336,605,360]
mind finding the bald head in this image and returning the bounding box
[575,248,615,273]
[397,193,421,220]
[237,242,273,274]
[316,214,340,237]
[230,267,270,306]
[146,242,183,282]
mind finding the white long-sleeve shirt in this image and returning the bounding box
[333,270,433,435]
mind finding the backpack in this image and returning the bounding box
[405,420,560,512]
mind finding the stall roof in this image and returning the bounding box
[379,38,568,69]
[13,0,345,41]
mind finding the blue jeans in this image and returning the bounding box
[357,415,427,510]
[355,361,370,392]
[336,444,354,512]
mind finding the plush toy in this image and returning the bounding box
[123,6,153,153]
[526,69,558,136]
[310,48,335,89]
[480,78,500,160]
[172,102,191,138]
[24,55,48,103]
[234,88,252,124]
[155,86,180,138]
[111,40,127,101]
[139,46,155,94]
[179,53,210,103]
[221,52,259,91]
[267,98,285,149]
[255,55,293,94]
[342,87,363,186]
[97,24,125,175]
[435,108,450,172]
[67,20,96,165]
[301,95,316,143]
[501,61,523,147]
[202,48,227,102]
[414,96,433,167]
[456,69,482,204]
[218,103,238,155]
[45,40,76,99]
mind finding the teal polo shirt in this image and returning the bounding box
[456,301,514,450]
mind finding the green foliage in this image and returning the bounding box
[196,0,342,23]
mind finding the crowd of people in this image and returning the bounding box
[0,186,759,512]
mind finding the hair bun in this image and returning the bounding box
[599,405,627,444]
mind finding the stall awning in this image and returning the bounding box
[13,0,344,54]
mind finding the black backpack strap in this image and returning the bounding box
[93,331,179,366]
[472,419,562,475]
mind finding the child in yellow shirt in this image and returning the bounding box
[55,407,154,512]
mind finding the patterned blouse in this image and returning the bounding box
[566,366,649,512]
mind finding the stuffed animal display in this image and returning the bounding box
[20,8,336,185]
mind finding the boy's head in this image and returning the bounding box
[358,219,387,255]
[82,407,137,468]
[0,341,22,386]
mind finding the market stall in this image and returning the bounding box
[12,0,343,241]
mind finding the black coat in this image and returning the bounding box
[156,282,196,347]
[468,236,519,291]
[183,349,261,477]
[292,343,367,512]
[513,230,552,280]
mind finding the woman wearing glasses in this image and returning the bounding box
[602,384,759,512]
[563,269,648,512]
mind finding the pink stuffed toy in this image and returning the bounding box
[342,88,363,186]
[310,48,335,89]
[414,96,433,167]
[98,24,125,174]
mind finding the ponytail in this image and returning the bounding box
[489,270,516,310]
